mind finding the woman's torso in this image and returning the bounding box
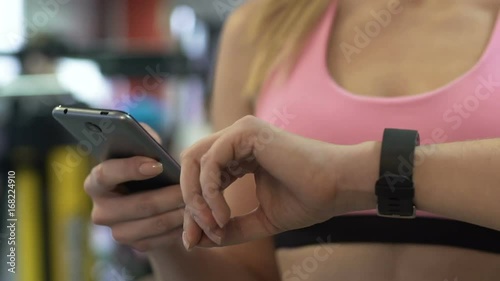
[255,0,500,280]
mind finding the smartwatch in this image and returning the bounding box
[375,128,420,219]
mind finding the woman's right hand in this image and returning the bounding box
[84,157,185,252]
[84,125,185,252]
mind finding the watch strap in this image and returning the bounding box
[376,128,420,218]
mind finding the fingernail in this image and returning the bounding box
[182,231,191,251]
[211,228,223,245]
[211,234,222,245]
[139,162,163,176]
[212,211,226,228]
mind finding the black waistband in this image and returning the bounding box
[273,216,500,254]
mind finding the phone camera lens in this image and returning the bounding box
[85,122,102,133]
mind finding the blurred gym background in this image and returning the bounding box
[0,1,242,280]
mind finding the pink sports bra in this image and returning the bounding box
[256,0,500,252]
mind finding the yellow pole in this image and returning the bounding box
[47,146,91,281]
[17,167,44,281]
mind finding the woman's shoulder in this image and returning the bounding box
[223,0,267,36]
[217,0,268,67]
[478,0,500,9]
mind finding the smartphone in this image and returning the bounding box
[52,106,180,193]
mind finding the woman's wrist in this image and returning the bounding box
[332,141,380,215]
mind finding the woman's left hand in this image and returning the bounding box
[180,116,377,249]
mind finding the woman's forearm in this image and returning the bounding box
[177,116,500,248]
[414,138,500,230]
[349,138,500,230]
[147,241,263,281]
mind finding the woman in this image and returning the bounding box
[85,0,500,280]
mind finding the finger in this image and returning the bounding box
[180,161,217,244]
[193,233,219,248]
[140,122,162,144]
[189,197,224,246]
[198,130,256,229]
[197,206,280,247]
[181,194,223,248]
[182,210,202,250]
[92,185,184,225]
[179,134,222,246]
[84,156,163,197]
[132,227,184,252]
[111,208,184,245]
[180,133,221,208]
[199,156,233,229]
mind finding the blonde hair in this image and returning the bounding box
[243,0,332,97]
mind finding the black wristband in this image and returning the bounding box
[375,128,420,218]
